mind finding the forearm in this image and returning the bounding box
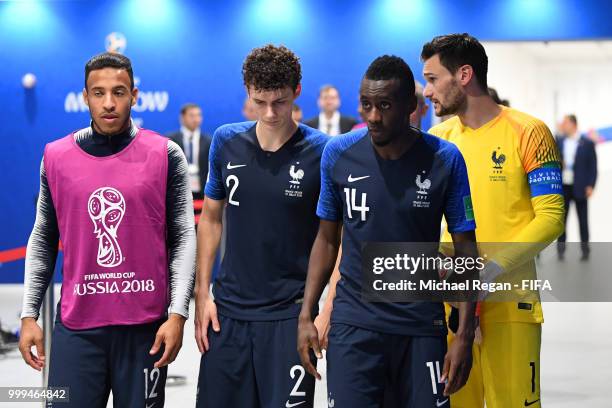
[455,302,476,340]
[166,142,197,318]
[494,194,564,271]
[21,159,59,320]
[321,248,342,311]
[451,230,477,337]
[300,222,341,321]
[194,204,223,298]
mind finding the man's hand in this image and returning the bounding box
[194,293,220,353]
[150,314,186,368]
[441,334,473,396]
[18,317,45,371]
[314,306,332,350]
[297,315,322,380]
[585,186,594,199]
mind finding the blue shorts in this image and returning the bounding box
[196,314,315,408]
[47,314,167,408]
[327,323,449,408]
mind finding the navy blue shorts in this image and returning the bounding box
[196,315,315,408]
[327,323,449,408]
[47,315,167,408]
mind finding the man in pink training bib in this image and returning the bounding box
[18,52,196,407]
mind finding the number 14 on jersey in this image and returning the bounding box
[343,188,369,221]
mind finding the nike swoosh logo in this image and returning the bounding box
[285,401,305,408]
[227,162,246,169]
[347,174,370,183]
[436,399,449,407]
[146,404,156,408]
[524,399,540,406]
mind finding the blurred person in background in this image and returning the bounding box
[305,84,357,135]
[292,103,303,123]
[487,87,510,107]
[242,96,258,121]
[410,80,429,129]
[556,114,598,261]
[168,103,212,200]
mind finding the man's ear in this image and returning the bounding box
[82,88,89,107]
[294,83,302,99]
[408,94,417,116]
[131,88,139,107]
[457,64,474,87]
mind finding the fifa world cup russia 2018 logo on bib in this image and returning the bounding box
[87,187,126,268]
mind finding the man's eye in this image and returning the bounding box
[381,102,391,110]
[361,102,371,109]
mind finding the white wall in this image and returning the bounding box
[483,41,612,134]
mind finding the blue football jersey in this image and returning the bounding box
[317,128,476,335]
[205,122,329,320]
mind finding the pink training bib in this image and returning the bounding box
[44,128,169,329]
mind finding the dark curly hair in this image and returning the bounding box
[242,45,302,92]
[364,55,415,99]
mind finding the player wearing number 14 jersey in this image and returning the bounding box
[194,45,328,407]
[298,56,478,407]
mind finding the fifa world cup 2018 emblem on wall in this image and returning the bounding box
[87,187,126,268]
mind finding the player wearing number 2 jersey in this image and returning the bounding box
[194,45,328,408]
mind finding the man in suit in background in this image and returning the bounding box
[410,80,429,129]
[242,97,258,121]
[304,84,357,135]
[556,114,598,261]
[168,103,212,200]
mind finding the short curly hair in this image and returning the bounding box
[242,44,302,92]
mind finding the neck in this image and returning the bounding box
[256,120,298,151]
[92,118,131,137]
[567,130,578,138]
[457,94,501,129]
[323,111,335,120]
[373,127,419,160]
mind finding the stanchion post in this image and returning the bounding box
[41,284,54,389]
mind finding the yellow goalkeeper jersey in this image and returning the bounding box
[429,106,563,324]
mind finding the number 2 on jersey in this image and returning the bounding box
[226,175,240,206]
[343,188,369,221]
[289,365,306,397]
